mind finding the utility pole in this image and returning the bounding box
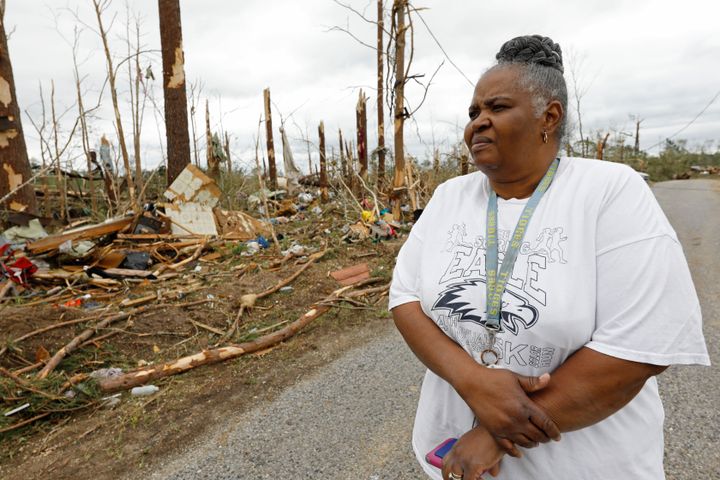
[376,0,385,188]
[158,0,191,185]
[391,0,407,218]
[263,88,277,190]
[0,2,38,213]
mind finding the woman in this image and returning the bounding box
[389,35,709,480]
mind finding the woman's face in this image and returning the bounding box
[463,66,545,178]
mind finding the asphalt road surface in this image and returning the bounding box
[148,179,719,480]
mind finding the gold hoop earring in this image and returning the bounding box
[542,130,548,144]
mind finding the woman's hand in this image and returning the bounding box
[441,426,504,480]
[454,365,561,448]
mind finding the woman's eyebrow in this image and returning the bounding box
[482,96,513,106]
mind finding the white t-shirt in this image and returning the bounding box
[389,157,710,480]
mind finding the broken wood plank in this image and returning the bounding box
[330,262,370,286]
[26,217,133,254]
[120,294,157,308]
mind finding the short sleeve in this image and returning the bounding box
[595,165,676,255]
[388,182,445,310]
[586,235,710,366]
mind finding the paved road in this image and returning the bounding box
[149,179,719,480]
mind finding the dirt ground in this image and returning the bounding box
[0,233,401,480]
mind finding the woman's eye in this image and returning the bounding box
[492,104,507,112]
[468,110,479,119]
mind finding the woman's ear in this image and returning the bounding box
[543,100,563,137]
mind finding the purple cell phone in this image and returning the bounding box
[425,438,457,468]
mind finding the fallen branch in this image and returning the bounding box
[0,308,113,358]
[0,412,52,434]
[216,248,327,344]
[37,306,153,379]
[98,281,380,392]
[152,240,208,276]
[0,367,65,400]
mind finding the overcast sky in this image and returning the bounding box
[4,0,720,173]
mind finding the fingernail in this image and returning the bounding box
[540,373,550,381]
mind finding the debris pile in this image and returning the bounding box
[1,164,407,435]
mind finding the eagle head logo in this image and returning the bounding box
[432,279,539,335]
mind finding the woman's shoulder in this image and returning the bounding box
[560,156,641,181]
[434,170,487,195]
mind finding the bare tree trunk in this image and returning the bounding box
[346,139,355,192]
[391,0,407,218]
[356,89,368,184]
[158,0,191,185]
[72,31,96,216]
[634,117,643,155]
[223,132,231,173]
[50,81,66,220]
[263,88,277,190]
[596,132,610,160]
[205,99,220,181]
[338,128,346,179]
[0,5,38,213]
[376,0,385,188]
[130,17,144,195]
[318,121,328,203]
[92,0,136,208]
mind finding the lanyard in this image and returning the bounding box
[485,158,559,332]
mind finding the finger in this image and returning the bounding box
[523,421,552,444]
[511,433,538,449]
[496,438,522,458]
[441,455,461,480]
[529,411,562,441]
[515,372,551,393]
[488,462,501,476]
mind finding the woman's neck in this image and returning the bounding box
[488,156,556,200]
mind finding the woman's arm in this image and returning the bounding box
[392,301,561,448]
[529,346,667,431]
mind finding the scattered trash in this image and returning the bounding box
[1,219,48,244]
[279,286,293,293]
[256,235,270,249]
[4,403,30,417]
[311,206,322,215]
[131,385,160,396]
[89,367,124,379]
[101,393,122,407]
[297,193,313,205]
[121,251,153,270]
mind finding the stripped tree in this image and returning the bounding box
[376,0,386,188]
[0,1,38,213]
[391,0,407,218]
[318,121,328,202]
[158,0,191,185]
[263,88,277,190]
[356,89,368,183]
[92,0,135,207]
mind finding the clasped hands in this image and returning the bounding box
[442,367,560,479]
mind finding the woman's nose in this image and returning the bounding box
[471,112,491,131]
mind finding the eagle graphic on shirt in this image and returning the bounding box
[432,223,567,337]
[432,279,539,335]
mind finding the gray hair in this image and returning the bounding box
[489,35,569,142]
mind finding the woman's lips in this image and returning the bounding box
[471,139,492,153]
